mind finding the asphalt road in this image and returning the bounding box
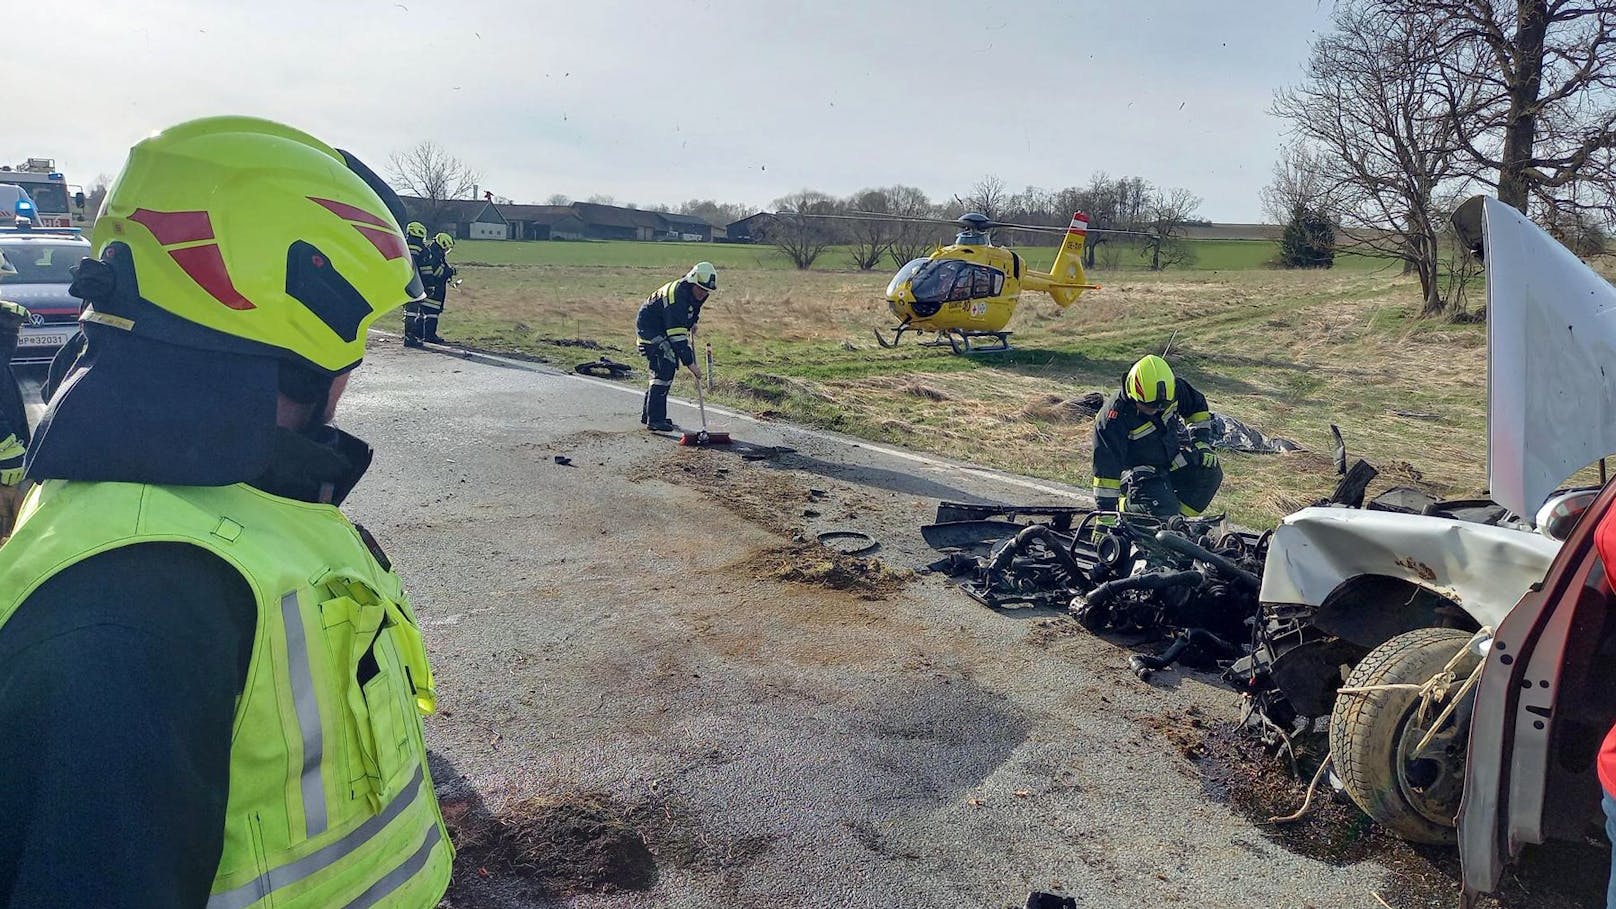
[315,335,1448,909]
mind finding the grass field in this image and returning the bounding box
[455,238,1385,273]
[431,237,1603,527]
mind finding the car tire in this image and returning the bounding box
[1328,626,1480,844]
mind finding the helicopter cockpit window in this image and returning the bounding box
[887,258,928,299]
[909,259,968,304]
[908,261,1008,304]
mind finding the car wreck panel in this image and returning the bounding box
[1259,507,1560,630]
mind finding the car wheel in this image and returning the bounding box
[1328,626,1480,844]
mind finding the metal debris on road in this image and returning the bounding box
[816,530,879,556]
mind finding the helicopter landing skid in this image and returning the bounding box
[932,329,1012,354]
[877,325,1013,354]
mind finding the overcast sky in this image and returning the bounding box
[21,0,1333,223]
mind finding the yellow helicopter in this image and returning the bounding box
[868,211,1102,353]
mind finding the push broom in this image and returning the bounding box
[679,380,731,446]
[680,342,730,446]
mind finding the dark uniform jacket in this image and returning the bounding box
[635,281,704,367]
[418,246,455,304]
[1091,378,1213,501]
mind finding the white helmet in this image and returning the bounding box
[684,261,718,292]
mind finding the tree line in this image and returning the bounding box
[758,175,1206,270]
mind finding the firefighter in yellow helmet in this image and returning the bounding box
[405,232,457,346]
[0,117,451,907]
[1091,354,1223,518]
[636,261,716,431]
[401,221,432,346]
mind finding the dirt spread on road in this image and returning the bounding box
[440,785,776,905]
[746,541,912,600]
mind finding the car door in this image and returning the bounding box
[1459,479,1616,897]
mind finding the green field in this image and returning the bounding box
[428,237,1589,527]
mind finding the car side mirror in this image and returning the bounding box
[73,192,86,209]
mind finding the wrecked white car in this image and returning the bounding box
[1241,196,1616,878]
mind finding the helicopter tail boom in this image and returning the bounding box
[1045,213,1090,307]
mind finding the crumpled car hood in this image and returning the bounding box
[1259,506,1561,627]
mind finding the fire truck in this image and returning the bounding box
[0,159,85,229]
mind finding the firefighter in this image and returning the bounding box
[636,261,717,431]
[402,221,430,346]
[0,300,29,538]
[0,116,452,907]
[413,232,456,344]
[1091,354,1223,518]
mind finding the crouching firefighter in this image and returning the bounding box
[0,116,452,907]
[1091,354,1223,519]
[635,261,717,432]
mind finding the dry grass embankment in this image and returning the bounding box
[433,253,1572,527]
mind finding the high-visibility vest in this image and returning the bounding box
[0,479,453,908]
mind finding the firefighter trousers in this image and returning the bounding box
[640,344,679,426]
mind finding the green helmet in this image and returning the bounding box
[89,115,423,373]
[1126,355,1176,405]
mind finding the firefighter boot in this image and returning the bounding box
[402,307,423,348]
[424,314,444,344]
[646,381,675,432]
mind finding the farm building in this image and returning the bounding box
[725,212,774,243]
[399,197,722,242]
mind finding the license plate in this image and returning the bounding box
[18,333,68,347]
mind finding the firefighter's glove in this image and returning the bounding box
[0,434,25,487]
[1190,440,1219,469]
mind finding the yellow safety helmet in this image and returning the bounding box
[434,232,454,251]
[1126,354,1176,406]
[684,261,717,292]
[406,221,428,240]
[88,115,422,374]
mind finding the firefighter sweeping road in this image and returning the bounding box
[326,337,1562,909]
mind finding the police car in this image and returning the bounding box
[0,226,88,365]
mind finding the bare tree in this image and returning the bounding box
[544,193,572,205]
[585,194,617,206]
[1273,5,1476,315]
[1379,0,1616,218]
[678,199,751,226]
[1261,142,1343,224]
[958,174,1009,219]
[843,189,897,270]
[387,141,481,226]
[766,190,840,269]
[1145,186,1203,269]
[885,185,946,266]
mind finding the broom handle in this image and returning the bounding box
[696,379,709,431]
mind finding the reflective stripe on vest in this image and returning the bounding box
[206,767,431,909]
[0,480,453,909]
[281,591,328,838]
